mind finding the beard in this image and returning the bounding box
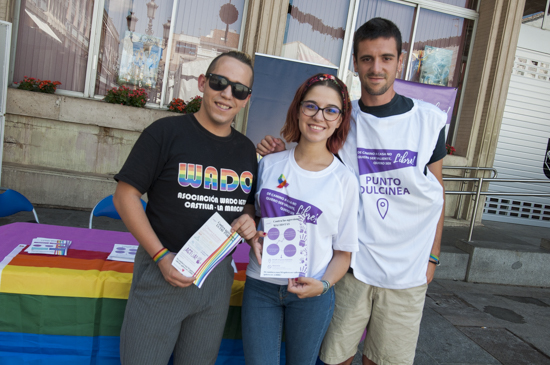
[362,73,392,96]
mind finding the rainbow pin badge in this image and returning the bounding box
[277,174,289,188]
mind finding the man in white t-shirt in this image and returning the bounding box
[257,18,446,365]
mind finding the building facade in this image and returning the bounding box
[0,0,541,226]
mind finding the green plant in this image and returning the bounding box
[184,95,202,113]
[103,85,148,108]
[168,98,186,113]
[14,76,61,94]
[446,143,456,155]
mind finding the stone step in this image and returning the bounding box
[455,239,550,287]
[435,245,469,281]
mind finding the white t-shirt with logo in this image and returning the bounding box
[339,99,446,289]
[246,147,359,285]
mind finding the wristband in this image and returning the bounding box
[429,258,440,266]
[320,280,331,295]
[153,248,169,263]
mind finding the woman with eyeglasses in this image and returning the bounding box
[241,74,359,365]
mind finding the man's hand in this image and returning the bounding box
[158,253,196,287]
[287,277,324,298]
[427,159,444,286]
[231,214,257,240]
[426,262,436,284]
[114,181,194,287]
[256,135,286,156]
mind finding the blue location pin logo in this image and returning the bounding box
[377,198,389,219]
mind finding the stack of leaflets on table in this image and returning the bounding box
[172,212,242,288]
[26,237,72,256]
[107,244,138,262]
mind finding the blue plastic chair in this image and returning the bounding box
[0,188,40,223]
[89,194,146,229]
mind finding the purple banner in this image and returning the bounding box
[357,148,418,175]
[260,189,323,225]
[394,78,457,127]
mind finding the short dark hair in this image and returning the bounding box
[353,17,402,59]
[281,73,351,154]
[205,50,254,86]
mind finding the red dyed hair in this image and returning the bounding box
[280,73,351,154]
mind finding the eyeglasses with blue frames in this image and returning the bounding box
[206,73,252,100]
[300,101,342,121]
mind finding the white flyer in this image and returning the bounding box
[107,244,138,262]
[172,212,241,287]
[26,237,72,256]
[260,215,307,278]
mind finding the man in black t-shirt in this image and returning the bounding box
[113,51,258,365]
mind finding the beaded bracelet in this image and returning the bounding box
[153,248,169,263]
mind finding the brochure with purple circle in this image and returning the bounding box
[260,215,307,278]
[107,244,138,262]
[26,237,73,256]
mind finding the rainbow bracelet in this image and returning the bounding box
[153,248,170,263]
[430,254,439,262]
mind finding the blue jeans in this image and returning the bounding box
[241,276,335,365]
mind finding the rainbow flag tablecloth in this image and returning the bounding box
[0,223,251,365]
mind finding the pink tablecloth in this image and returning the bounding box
[0,222,251,263]
[0,222,139,258]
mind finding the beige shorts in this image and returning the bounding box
[319,273,427,365]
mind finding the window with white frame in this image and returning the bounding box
[13,0,94,93]
[282,0,351,68]
[281,0,478,144]
[431,0,477,9]
[165,0,245,105]
[11,0,247,107]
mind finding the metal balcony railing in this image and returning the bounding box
[442,166,550,242]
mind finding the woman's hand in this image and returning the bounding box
[287,277,324,298]
[247,231,266,264]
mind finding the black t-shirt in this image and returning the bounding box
[358,94,447,166]
[115,114,258,253]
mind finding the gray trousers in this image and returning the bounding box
[120,245,234,365]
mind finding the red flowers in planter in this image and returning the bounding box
[104,86,148,108]
[446,143,456,155]
[168,98,186,113]
[168,96,202,114]
[14,76,61,94]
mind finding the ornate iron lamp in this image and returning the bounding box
[163,19,171,48]
[146,0,159,36]
[126,11,138,32]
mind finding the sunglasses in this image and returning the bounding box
[206,73,252,100]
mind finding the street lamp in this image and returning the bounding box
[146,0,159,36]
[220,1,238,44]
[157,19,171,103]
[126,12,138,32]
[163,19,171,48]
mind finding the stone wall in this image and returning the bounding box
[1,88,174,209]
